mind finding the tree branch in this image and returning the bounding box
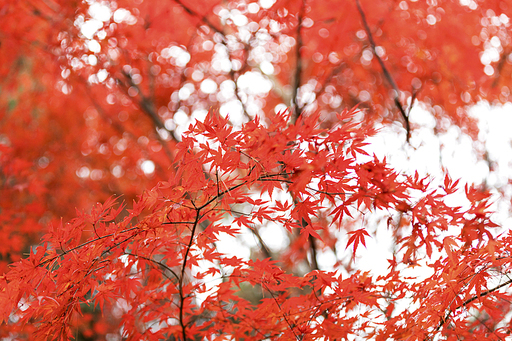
[124,252,180,282]
[178,208,202,341]
[428,277,512,340]
[354,0,410,141]
[263,283,302,340]
[116,71,178,164]
[171,0,224,37]
[309,235,320,271]
[290,0,306,125]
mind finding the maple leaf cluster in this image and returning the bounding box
[2,0,512,340]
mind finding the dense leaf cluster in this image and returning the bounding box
[2,0,512,340]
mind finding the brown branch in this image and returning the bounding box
[427,277,512,340]
[82,80,174,182]
[229,55,252,122]
[178,208,202,341]
[228,209,273,260]
[491,47,510,88]
[309,234,320,271]
[354,0,410,141]
[119,70,167,132]
[124,252,180,283]
[291,0,306,125]
[263,283,302,340]
[37,227,139,268]
[250,224,274,260]
[170,1,252,124]
[171,0,224,38]
[117,71,177,163]
[313,63,347,109]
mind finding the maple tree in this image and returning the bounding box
[2,0,512,339]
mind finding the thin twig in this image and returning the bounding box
[178,209,202,340]
[227,37,253,122]
[172,0,224,37]
[37,227,139,268]
[427,277,512,340]
[492,47,510,88]
[354,0,410,141]
[291,0,306,124]
[264,283,302,340]
[119,70,170,134]
[309,235,319,271]
[124,252,180,282]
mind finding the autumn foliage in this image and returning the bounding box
[2,0,512,339]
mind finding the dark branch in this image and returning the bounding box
[263,283,302,340]
[249,225,274,260]
[172,0,224,37]
[428,277,512,340]
[291,0,306,124]
[178,209,202,341]
[124,252,180,283]
[492,47,510,88]
[119,70,167,132]
[354,0,410,141]
[309,234,320,271]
